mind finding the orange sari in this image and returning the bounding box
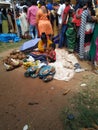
[36,6,53,36]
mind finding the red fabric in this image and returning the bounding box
[84,42,90,47]
[63,5,71,24]
[85,29,93,34]
[48,50,56,61]
[72,8,83,26]
[64,5,70,14]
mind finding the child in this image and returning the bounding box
[16,10,22,37]
[47,43,56,63]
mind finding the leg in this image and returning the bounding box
[0,24,2,33]
[34,25,38,38]
[29,25,34,39]
[59,24,67,48]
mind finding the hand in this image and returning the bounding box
[46,49,49,53]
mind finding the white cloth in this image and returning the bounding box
[85,22,95,33]
[49,49,78,81]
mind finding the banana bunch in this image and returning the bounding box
[23,60,41,69]
[23,62,35,69]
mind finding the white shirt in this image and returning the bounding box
[57,4,65,24]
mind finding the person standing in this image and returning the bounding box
[89,8,98,72]
[0,8,2,33]
[20,7,29,39]
[27,0,38,39]
[66,9,76,53]
[36,2,53,39]
[79,1,95,60]
[7,9,14,33]
[57,1,65,34]
[2,8,8,33]
[59,0,71,48]
[16,9,22,37]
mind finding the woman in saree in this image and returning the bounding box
[66,9,76,53]
[89,8,98,73]
[36,2,53,38]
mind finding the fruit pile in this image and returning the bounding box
[3,49,26,71]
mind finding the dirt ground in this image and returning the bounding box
[0,49,95,130]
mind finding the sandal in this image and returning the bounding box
[39,65,55,79]
[74,63,81,70]
[49,67,56,75]
[24,67,36,77]
[43,75,53,82]
[24,71,30,77]
[31,68,41,78]
[31,73,39,78]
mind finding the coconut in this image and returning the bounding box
[13,55,17,59]
[21,54,26,59]
[10,52,13,55]
[19,60,23,66]
[19,51,23,55]
[18,55,23,60]
[10,55,14,58]
[11,50,16,55]
[15,53,19,59]
[10,61,15,66]
[3,59,8,64]
[12,55,17,59]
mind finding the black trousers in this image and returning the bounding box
[0,24,2,33]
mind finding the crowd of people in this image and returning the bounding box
[0,0,98,72]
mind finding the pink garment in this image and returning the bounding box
[27,5,38,25]
[95,37,98,61]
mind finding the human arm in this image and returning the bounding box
[57,5,62,17]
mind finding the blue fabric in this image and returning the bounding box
[46,3,53,11]
[20,38,40,51]
[39,65,53,79]
[52,35,59,44]
[59,24,67,48]
[30,53,47,62]
[0,33,21,43]
[29,24,38,39]
[74,3,80,11]
[16,19,21,26]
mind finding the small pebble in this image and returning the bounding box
[80,83,87,87]
[51,87,54,90]
[23,124,28,130]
